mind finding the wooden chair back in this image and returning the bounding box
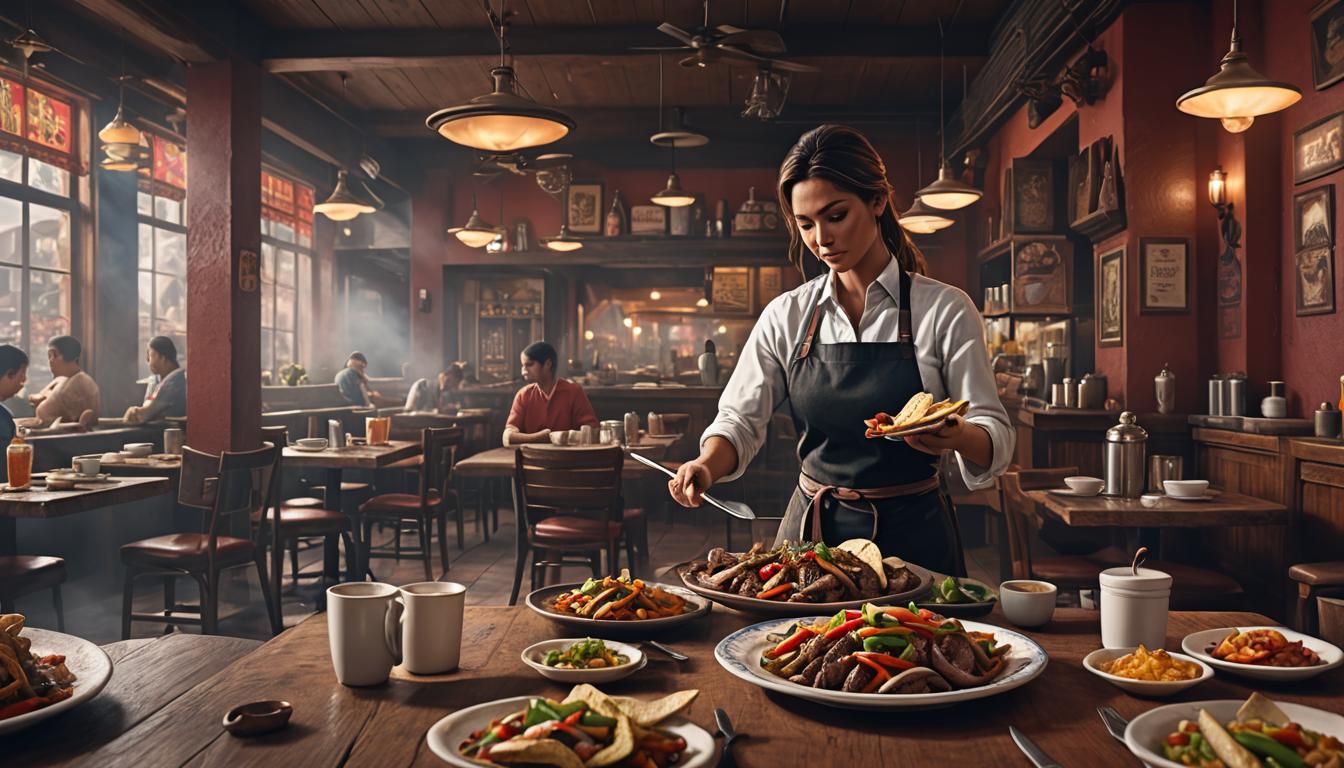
[420,426,464,508]
[259,425,289,530]
[1320,596,1344,648]
[514,445,623,531]
[177,441,279,562]
[999,467,1078,580]
[391,413,458,442]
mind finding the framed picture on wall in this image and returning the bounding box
[1011,236,1071,314]
[758,266,784,307]
[1293,112,1344,184]
[1139,238,1189,313]
[1012,159,1055,233]
[1296,246,1336,315]
[1294,184,1335,250]
[630,205,667,235]
[711,266,753,315]
[568,182,603,234]
[1097,246,1124,346]
[1311,0,1344,90]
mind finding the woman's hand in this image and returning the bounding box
[903,414,993,467]
[669,460,714,508]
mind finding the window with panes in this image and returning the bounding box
[260,169,314,377]
[136,132,187,379]
[0,73,87,394]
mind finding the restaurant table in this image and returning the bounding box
[98,454,184,476]
[452,434,684,479]
[0,475,172,557]
[1026,487,1289,527]
[13,605,1343,767]
[281,440,422,581]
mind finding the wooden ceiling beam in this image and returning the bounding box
[259,24,993,73]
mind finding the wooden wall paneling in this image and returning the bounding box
[1289,439,1344,565]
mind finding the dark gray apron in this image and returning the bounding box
[773,269,966,576]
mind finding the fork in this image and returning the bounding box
[645,640,688,661]
[1097,706,1129,744]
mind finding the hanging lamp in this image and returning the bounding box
[650,57,696,208]
[544,222,584,251]
[536,156,583,251]
[314,169,376,222]
[449,192,502,248]
[901,123,954,233]
[1176,0,1298,133]
[98,64,144,172]
[916,20,981,210]
[426,2,573,152]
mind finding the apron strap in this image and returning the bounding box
[898,269,914,359]
[805,485,879,542]
[795,299,825,361]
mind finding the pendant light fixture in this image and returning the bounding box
[536,155,583,252]
[449,192,502,248]
[650,56,696,208]
[1176,0,1299,133]
[901,123,954,234]
[916,20,982,210]
[99,41,145,172]
[314,169,376,221]
[426,1,574,152]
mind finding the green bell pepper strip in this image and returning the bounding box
[580,710,618,728]
[898,643,917,661]
[1232,730,1305,768]
[579,578,602,596]
[813,542,833,562]
[862,635,909,653]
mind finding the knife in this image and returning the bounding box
[1009,726,1064,768]
[629,452,756,520]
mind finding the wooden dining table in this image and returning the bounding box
[13,604,1343,767]
[0,475,172,557]
[1026,487,1289,527]
[452,434,683,480]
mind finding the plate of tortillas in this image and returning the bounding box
[864,393,969,441]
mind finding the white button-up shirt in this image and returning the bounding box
[702,256,1014,489]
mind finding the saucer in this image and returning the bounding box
[48,471,111,482]
[290,444,327,452]
[1046,487,1103,498]
[1164,491,1219,503]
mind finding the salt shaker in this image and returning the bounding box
[1100,554,1172,649]
[1154,364,1175,415]
[623,411,640,447]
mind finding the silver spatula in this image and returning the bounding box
[629,452,756,520]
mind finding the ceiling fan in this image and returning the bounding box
[635,0,817,73]
[471,151,571,180]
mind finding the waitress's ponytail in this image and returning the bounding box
[778,124,928,278]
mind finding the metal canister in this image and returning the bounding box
[1208,375,1225,416]
[1062,377,1078,408]
[601,419,625,445]
[1080,373,1107,410]
[1104,411,1148,498]
[1155,364,1176,415]
[1316,403,1342,439]
[1226,375,1247,416]
[623,411,641,446]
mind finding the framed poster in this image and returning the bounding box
[568,182,603,234]
[1012,159,1055,233]
[1293,112,1344,184]
[758,266,784,306]
[630,204,667,235]
[1296,245,1336,315]
[1311,0,1344,90]
[1011,236,1071,314]
[1294,184,1335,251]
[711,266,752,315]
[1097,246,1124,346]
[1139,238,1189,313]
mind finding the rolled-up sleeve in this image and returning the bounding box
[700,299,790,483]
[930,288,1015,489]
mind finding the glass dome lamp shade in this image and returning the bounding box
[916,162,982,210]
[1176,3,1299,132]
[544,223,584,252]
[314,170,375,221]
[651,172,695,207]
[426,67,575,152]
[449,206,502,248]
[899,197,954,234]
[98,105,142,145]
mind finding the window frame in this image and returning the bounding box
[135,130,188,380]
[259,166,315,377]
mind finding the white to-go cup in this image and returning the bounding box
[397,581,466,675]
[327,582,403,686]
[1100,566,1172,649]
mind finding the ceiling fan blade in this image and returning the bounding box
[629,45,692,51]
[715,44,776,66]
[657,23,696,46]
[766,58,819,73]
[716,27,787,55]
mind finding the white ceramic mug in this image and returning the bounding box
[397,581,466,675]
[327,582,403,686]
[999,580,1058,628]
[72,455,101,475]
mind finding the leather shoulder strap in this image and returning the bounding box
[898,270,914,358]
[793,281,828,361]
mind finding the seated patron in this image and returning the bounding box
[24,335,99,428]
[503,342,598,446]
[0,344,28,451]
[403,362,468,413]
[335,352,400,408]
[124,336,186,424]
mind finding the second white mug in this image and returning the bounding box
[398,581,466,675]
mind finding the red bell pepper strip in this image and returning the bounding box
[881,607,937,627]
[824,617,866,640]
[758,562,784,581]
[857,626,914,638]
[1265,724,1308,750]
[844,610,863,620]
[764,626,815,659]
[852,654,894,692]
[563,710,585,726]
[756,582,794,600]
[917,608,937,621]
[853,652,917,671]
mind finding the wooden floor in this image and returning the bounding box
[43,502,1003,644]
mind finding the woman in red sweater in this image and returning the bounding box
[502,341,599,446]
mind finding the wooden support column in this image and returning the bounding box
[186,57,262,453]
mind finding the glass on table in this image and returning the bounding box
[6,438,32,489]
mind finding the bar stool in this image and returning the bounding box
[0,556,66,630]
[1288,562,1344,634]
[509,444,636,606]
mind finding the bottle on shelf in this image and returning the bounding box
[605,190,627,237]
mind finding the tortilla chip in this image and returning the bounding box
[1198,709,1260,768]
[487,738,586,768]
[561,685,634,767]
[607,690,699,728]
[1236,692,1289,726]
[836,539,886,590]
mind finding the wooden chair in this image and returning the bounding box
[359,426,464,580]
[120,442,280,638]
[509,445,634,606]
[1318,596,1344,647]
[1288,562,1344,635]
[1000,469,1245,610]
[0,556,66,630]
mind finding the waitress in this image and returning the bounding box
[668,125,1013,576]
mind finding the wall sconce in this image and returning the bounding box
[1209,167,1243,303]
[417,288,432,313]
[1208,168,1228,210]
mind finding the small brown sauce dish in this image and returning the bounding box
[222,700,293,737]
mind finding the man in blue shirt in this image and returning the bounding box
[0,344,29,482]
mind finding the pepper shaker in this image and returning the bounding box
[1154,364,1175,415]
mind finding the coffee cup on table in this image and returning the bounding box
[397,581,466,675]
[999,580,1057,627]
[72,455,101,476]
[327,582,403,686]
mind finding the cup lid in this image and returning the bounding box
[1099,566,1172,590]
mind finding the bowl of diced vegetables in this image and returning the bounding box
[521,638,646,683]
[915,576,999,618]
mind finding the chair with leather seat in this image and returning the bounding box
[1288,562,1344,635]
[1001,469,1245,610]
[509,445,635,606]
[120,441,280,638]
[359,426,464,580]
[0,556,66,630]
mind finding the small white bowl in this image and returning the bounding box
[122,443,154,458]
[1163,480,1209,498]
[295,437,329,449]
[999,580,1057,627]
[1064,476,1104,496]
[521,639,645,683]
[1083,647,1213,697]
[1140,494,1162,508]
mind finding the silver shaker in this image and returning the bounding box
[1062,377,1078,408]
[1155,364,1175,415]
[1208,375,1225,416]
[1103,411,1148,498]
[623,411,640,446]
[1226,374,1247,417]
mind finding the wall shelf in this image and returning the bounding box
[446,235,792,268]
